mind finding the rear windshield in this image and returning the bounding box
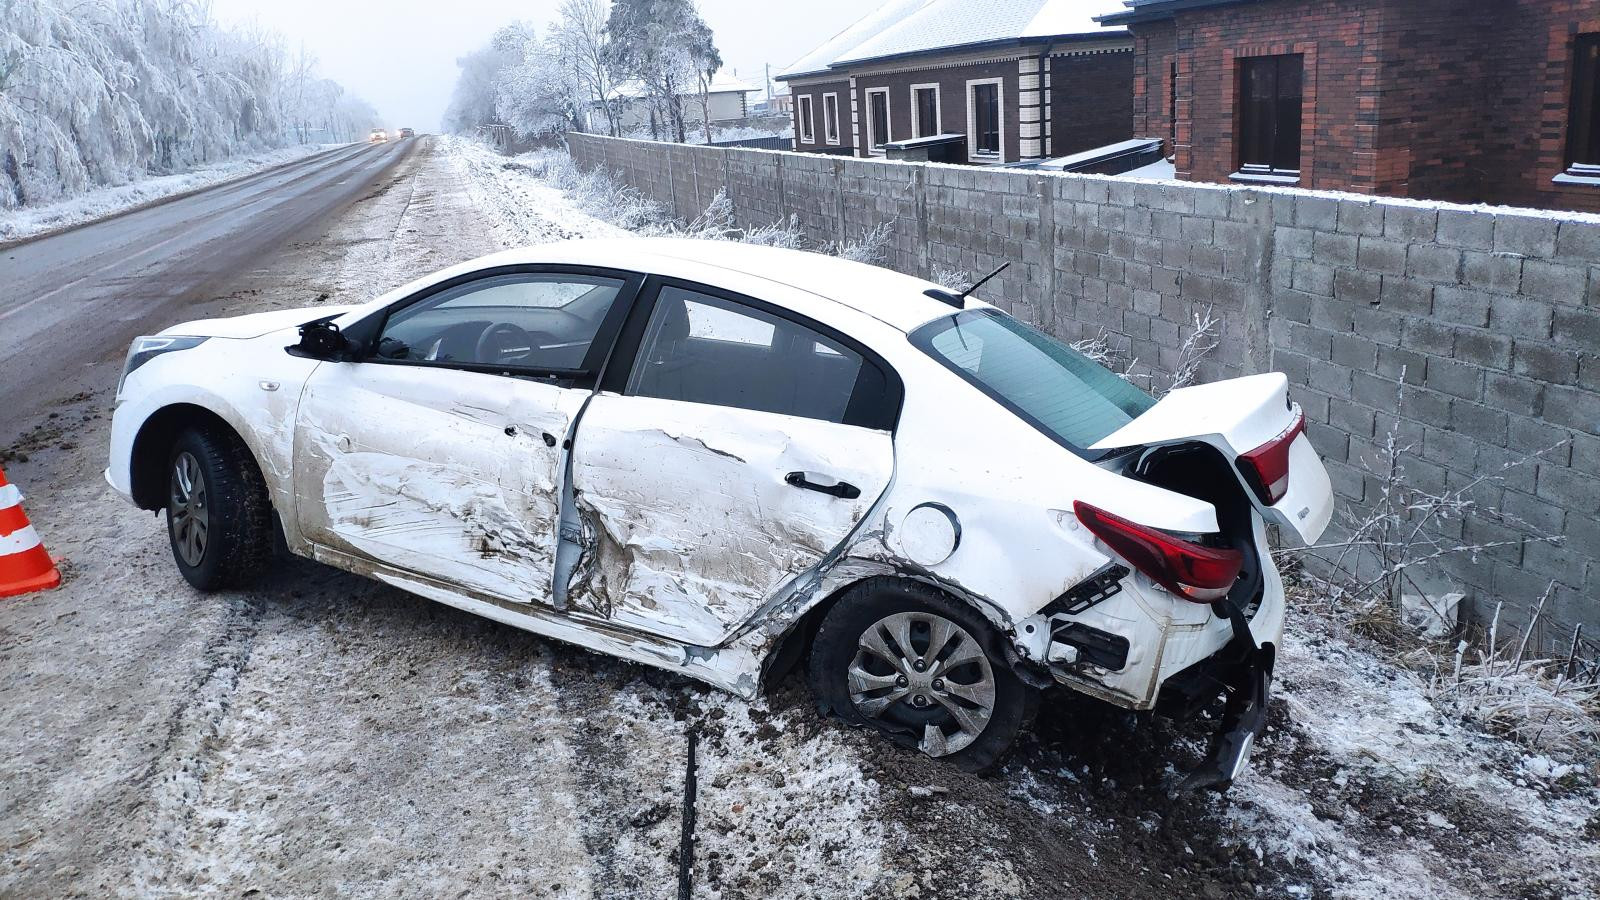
[911,309,1156,458]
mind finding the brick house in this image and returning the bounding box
[777,0,1135,165]
[1100,0,1600,211]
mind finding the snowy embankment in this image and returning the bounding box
[0,144,346,245]
[443,136,1600,899]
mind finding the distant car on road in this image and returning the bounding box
[369,129,387,143]
[399,128,415,139]
[106,239,1332,787]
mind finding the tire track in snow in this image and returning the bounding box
[125,593,265,893]
[547,662,685,900]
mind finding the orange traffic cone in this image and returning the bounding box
[0,465,61,598]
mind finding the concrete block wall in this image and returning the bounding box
[567,132,1600,649]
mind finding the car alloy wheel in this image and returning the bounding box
[847,610,997,756]
[169,450,209,567]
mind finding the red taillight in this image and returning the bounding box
[1236,410,1305,505]
[1073,501,1244,603]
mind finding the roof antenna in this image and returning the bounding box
[924,262,1010,309]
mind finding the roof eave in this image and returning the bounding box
[824,30,1130,72]
[1096,0,1262,26]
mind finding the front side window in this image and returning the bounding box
[914,85,940,138]
[627,286,882,425]
[823,93,840,144]
[969,80,1002,157]
[375,273,626,373]
[1237,54,1302,177]
[912,309,1156,457]
[798,95,815,143]
[866,89,890,151]
[1568,34,1600,171]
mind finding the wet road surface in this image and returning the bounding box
[0,140,415,447]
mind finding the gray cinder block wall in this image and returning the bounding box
[569,133,1600,650]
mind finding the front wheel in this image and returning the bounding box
[808,579,1036,772]
[166,427,272,591]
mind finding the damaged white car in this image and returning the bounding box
[107,239,1332,787]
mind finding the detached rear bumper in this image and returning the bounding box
[1165,601,1276,794]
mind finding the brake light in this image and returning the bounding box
[1073,501,1244,603]
[1236,409,1305,505]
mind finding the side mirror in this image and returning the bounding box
[295,319,355,361]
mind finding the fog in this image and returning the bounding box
[207,0,871,132]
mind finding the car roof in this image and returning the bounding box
[477,238,967,334]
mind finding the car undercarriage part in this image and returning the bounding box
[1174,599,1275,795]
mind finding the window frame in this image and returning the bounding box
[1565,33,1600,180]
[966,77,1005,163]
[342,264,645,389]
[599,275,903,432]
[1232,53,1303,184]
[797,94,815,144]
[822,91,841,145]
[864,87,892,154]
[911,83,941,138]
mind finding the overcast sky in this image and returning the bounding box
[208,0,870,131]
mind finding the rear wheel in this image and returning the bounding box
[166,427,272,591]
[808,579,1036,772]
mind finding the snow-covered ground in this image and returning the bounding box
[0,143,347,244]
[445,139,1600,898]
[0,137,1594,899]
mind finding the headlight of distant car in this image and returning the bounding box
[118,335,209,395]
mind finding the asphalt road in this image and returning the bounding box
[0,139,415,447]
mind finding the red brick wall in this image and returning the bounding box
[1128,0,1600,211]
[1131,23,1179,149]
[1482,0,1600,212]
[1049,50,1136,155]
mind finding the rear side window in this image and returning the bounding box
[913,309,1156,456]
[626,286,894,427]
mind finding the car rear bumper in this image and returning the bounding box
[1044,544,1285,712]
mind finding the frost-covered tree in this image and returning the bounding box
[551,0,621,136]
[603,0,719,143]
[0,0,379,210]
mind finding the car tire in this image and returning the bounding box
[808,578,1037,772]
[165,427,272,591]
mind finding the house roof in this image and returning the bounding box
[1096,0,1263,26]
[780,0,1128,80]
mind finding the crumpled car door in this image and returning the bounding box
[293,362,583,602]
[564,393,893,647]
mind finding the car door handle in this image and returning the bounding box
[785,472,861,500]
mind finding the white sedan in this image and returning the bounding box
[107,239,1332,785]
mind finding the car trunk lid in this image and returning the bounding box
[1089,372,1333,544]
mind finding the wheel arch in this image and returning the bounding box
[129,404,254,510]
[759,569,1044,694]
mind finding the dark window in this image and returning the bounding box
[972,82,1000,154]
[912,309,1156,458]
[1237,54,1302,177]
[376,273,626,372]
[823,94,840,143]
[627,286,880,425]
[1568,34,1600,171]
[867,90,889,150]
[797,95,814,143]
[915,87,939,137]
[1168,61,1178,150]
